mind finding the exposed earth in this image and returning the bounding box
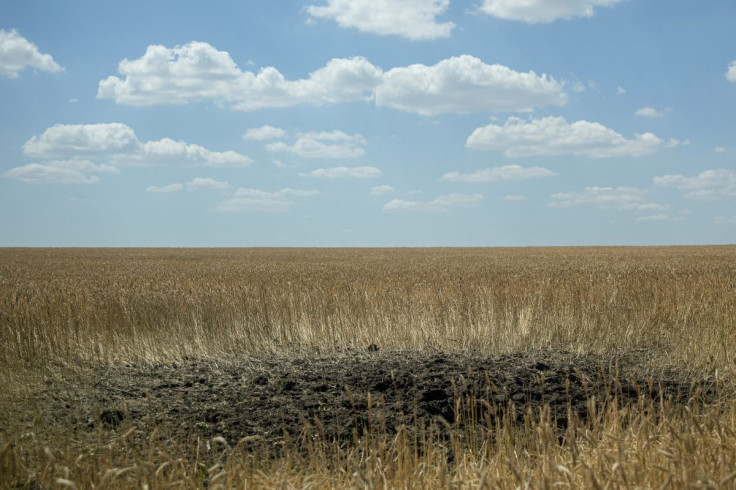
[4,349,717,452]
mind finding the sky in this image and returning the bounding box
[1,0,735,246]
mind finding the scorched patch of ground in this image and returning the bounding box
[6,349,715,450]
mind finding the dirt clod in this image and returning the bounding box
[99,408,124,428]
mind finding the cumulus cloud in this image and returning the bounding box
[267,131,366,158]
[3,159,118,185]
[383,193,484,212]
[726,61,736,82]
[666,138,688,148]
[301,166,382,179]
[243,125,286,141]
[20,123,251,166]
[22,123,139,158]
[370,185,394,196]
[147,178,229,192]
[503,195,526,201]
[306,0,454,40]
[654,169,736,201]
[616,86,627,95]
[0,29,63,78]
[185,177,230,190]
[217,188,319,213]
[441,164,556,182]
[97,42,567,115]
[98,42,382,109]
[147,183,183,193]
[300,130,364,142]
[138,139,251,167]
[376,55,566,115]
[5,123,250,185]
[635,107,664,118]
[467,116,678,158]
[22,123,252,167]
[550,186,670,211]
[636,214,669,222]
[477,0,625,23]
[714,147,727,153]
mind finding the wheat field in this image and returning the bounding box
[2,246,736,488]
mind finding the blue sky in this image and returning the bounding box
[1,0,735,246]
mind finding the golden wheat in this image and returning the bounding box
[1,246,736,488]
[1,247,735,369]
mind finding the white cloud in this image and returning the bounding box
[478,0,625,23]
[441,164,556,182]
[299,130,364,142]
[147,183,183,193]
[654,169,736,201]
[98,42,382,109]
[665,138,688,148]
[6,123,250,185]
[550,186,670,211]
[726,61,736,82]
[139,139,252,167]
[503,195,526,201]
[217,188,318,213]
[635,107,664,118]
[267,130,366,158]
[306,0,454,40]
[301,166,382,179]
[715,216,736,225]
[616,86,627,95]
[467,116,675,158]
[0,29,63,78]
[383,193,484,212]
[3,159,118,185]
[147,178,230,192]
[243,125,286,141]
[370,185,394,196]
[185,177,230,190]
[98,43,567,115]
[714,147,727,153]
[637,214,669,222]
[22,123,140,158]
[19,122,251,166]
[376,55,567,115]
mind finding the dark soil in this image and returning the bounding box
[6,349,716,451]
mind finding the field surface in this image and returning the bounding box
[2,247,736,488]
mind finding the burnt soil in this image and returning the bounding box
[6,349,716,451]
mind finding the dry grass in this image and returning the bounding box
[2,246,736,488]
[2,247,735,369]
[5,396,736,489]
